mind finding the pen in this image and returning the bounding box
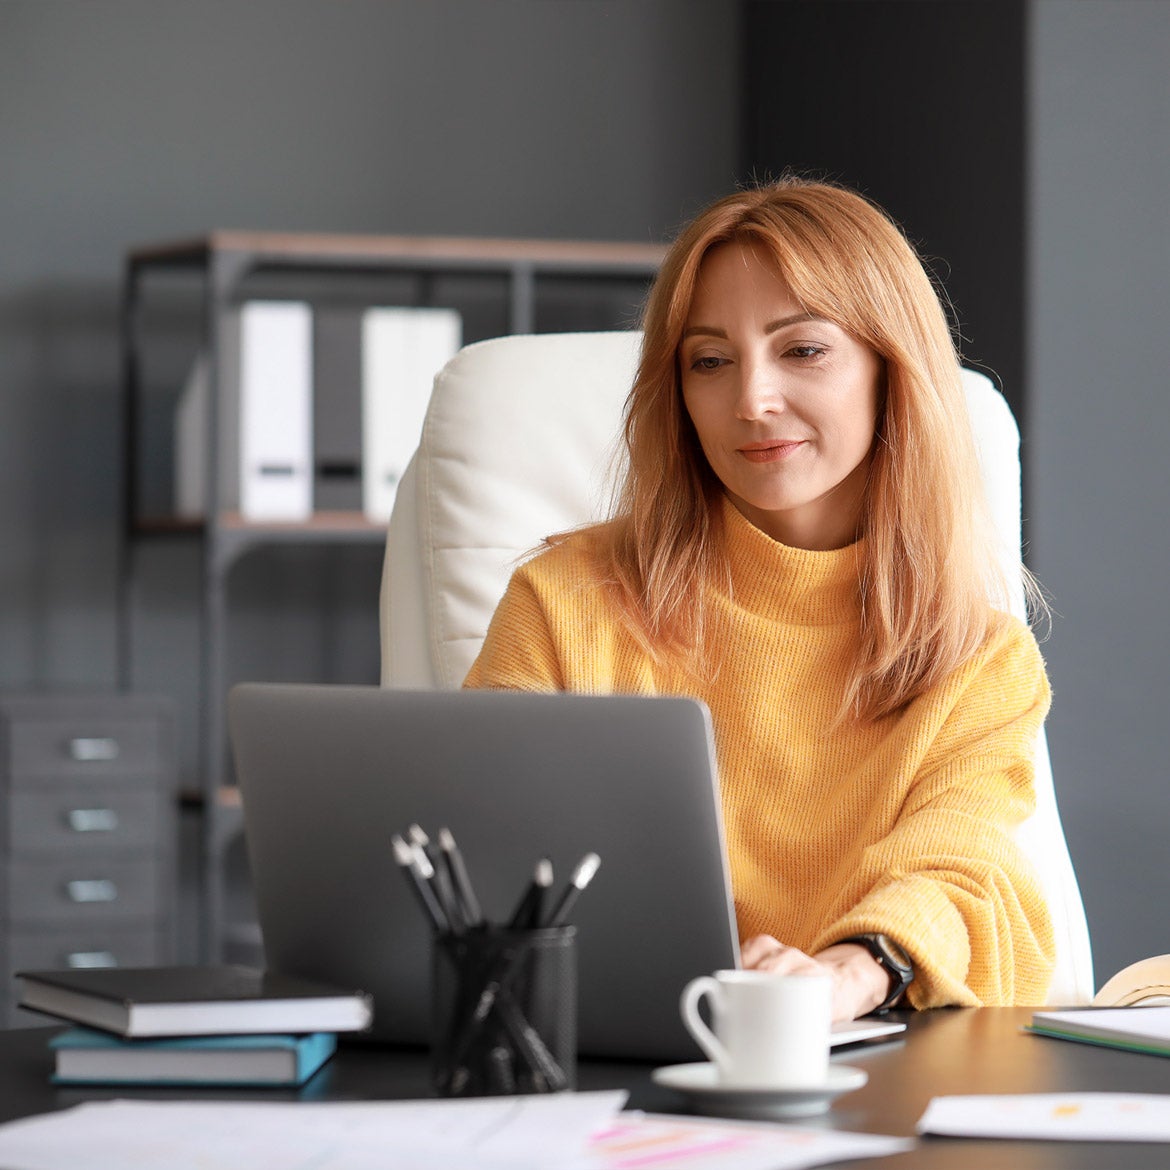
[413,842,467,935]
[486,1045,516,1094]
[441,935,569,1094]
[409,824,465,934]
[544,851,601,927]
[493,983,568,1091]
[507,858,553,930]
[438,826,484,928]
[391,833,447,933]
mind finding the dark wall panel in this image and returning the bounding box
[741,0,1026,416]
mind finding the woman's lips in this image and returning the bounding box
[738,440,805,463]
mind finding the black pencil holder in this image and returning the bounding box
[431,925,577,1097]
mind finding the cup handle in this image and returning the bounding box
[680,976,730,1070]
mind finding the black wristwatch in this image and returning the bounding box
[839,933,914,1012]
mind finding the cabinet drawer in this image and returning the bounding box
[6,788,165,854]
[6,925,169,974]
[4,927,172,1027]
[4,858,161,924]
[4,715,165,784]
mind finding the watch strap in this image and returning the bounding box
[839,933,914,1012]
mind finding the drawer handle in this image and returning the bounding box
[66,951,118,969]
[66,737,120,762]
[65,879,119,903]
[65,808,120,833]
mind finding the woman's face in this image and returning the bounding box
[680,239,882,551]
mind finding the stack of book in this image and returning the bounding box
[15,965,373,1087]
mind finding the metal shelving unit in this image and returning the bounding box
[117,231,665,960]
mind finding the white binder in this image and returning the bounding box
[361,307,461,522]
[239,300,313,521]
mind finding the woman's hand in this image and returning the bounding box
[740,934,892,1022]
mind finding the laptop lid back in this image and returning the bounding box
[228,684,739,1061]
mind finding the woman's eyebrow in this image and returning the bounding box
[766,312,828,333]
[682,312,828,341]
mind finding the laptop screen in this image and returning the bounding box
[229,684,740,1060]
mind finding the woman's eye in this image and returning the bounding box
[691,355,725,372]
[787,344,826,360]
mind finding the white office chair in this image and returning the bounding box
[379,331,1096,1006]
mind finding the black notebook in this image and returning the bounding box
[16,965,373,1038]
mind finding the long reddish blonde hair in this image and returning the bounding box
[601,177,1019,721]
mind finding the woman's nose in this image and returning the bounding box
[734,358,785,420]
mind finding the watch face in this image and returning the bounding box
[877,934,912,973]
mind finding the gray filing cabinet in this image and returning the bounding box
[0,694,177,1025]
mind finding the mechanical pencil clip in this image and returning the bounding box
[391,833,447,933]
[438,826,484,928]
[409,824,465,934]
[507,857,553,930]
[544,851,601,927]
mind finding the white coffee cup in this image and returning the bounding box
[679,969,832,1088]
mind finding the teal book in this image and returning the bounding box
[49,1028,337,1086]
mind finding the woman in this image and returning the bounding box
[464,178,1054,1020]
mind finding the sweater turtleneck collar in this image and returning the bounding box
[717,495,864,625]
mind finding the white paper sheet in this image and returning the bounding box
[918,1092,1170,1141]
[0,1091,627,1170]
[573,1113,913,1170]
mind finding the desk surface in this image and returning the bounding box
[4,1007,1170,1167]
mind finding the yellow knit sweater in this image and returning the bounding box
[464,500,1055,1008]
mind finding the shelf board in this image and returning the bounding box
[134,511,388,537]
[129,230,667,274]
[219,510,387,534]
[133,516,205,536]
[178,785,242,809]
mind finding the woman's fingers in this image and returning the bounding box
[741,935,880,1021]
[740,934,823,975]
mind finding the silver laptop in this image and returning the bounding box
[228,684,904,1061]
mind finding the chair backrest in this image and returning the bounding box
[379,330,1095,1005]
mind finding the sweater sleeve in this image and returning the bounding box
[812,621,1056,1008]
[462,567,566,691]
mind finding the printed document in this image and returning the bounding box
[0,1095,913,1170]
[919,1092,1170,1141]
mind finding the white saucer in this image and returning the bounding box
[651,1062,868,1121]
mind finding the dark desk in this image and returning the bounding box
[3,1008,1170,1167]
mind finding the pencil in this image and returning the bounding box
[507,858,553,930]
[438,827,484,927]
[391,833,447,932]
[408,824,465,933]
[545,852,601,927]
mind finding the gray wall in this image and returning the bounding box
[0,0,738,713]
[1029,0,1170,986]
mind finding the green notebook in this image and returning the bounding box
[1028,1007,1170,1056]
